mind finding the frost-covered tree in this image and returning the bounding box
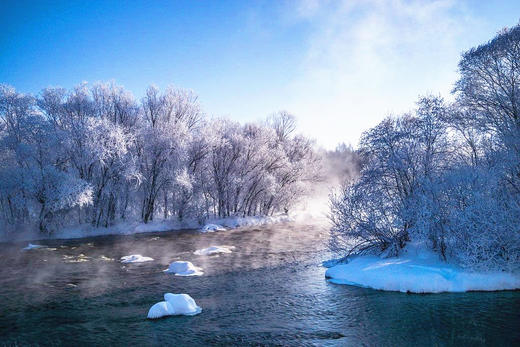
[136,86,200,223]
[198,116,319,219]
[321,143,360,186]
[0,81,320,233]
[455,25,520,141]
[0,85,92,232]
[330,96,450,257]
[455,24,520,195]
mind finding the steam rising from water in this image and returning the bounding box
[0,220,330,306]
[0,147,358,308]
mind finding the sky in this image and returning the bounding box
[1,0,519,149]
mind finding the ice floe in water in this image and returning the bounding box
[164,261,203,276]
[23,243,45,250]
[120,254,154,263]
[147,293,202,319]
[325,249,520,293]
[201,224,226,232]
[194,245,234,256]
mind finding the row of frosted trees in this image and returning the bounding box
[330,25,520,271]
[0,83,319,233]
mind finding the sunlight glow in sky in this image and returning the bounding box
[1,0,519,148]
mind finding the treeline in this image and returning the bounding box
[330,24,520,271]
[0,84,319,233]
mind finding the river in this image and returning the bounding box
[0,222,519,346]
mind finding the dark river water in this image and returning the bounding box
[0,222,519,346]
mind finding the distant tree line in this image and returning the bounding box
[0,83,320,233]
[330,24,520,271]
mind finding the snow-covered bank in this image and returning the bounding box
[205,215,293,229]
[1,215,293,243]
[325,248,520,293]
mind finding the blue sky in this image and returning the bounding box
[1,0,519,148]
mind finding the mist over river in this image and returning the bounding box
[1,222,519,346]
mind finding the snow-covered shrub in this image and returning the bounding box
[442,167,520,271]
[330,96,449,258]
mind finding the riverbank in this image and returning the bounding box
[325,246,520,293]
[0,215,293,243]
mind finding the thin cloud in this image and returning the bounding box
[285,0,479,148]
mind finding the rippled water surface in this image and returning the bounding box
[1,223,519,346]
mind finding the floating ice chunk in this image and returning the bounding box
[163,293,201,315]
[147,293,202,319]
[194,245,234,256]
[120,254,154,263]
[147,301,173,319]
[23,243,45,250]
[164,261,203,276]
[63,254,91,263]
[201,223,226,232]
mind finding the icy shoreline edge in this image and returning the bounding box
[325,252,520,293]
[0,215,293,243]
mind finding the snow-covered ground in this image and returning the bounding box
[120,254,154,263]
[147,293,202,319]
[194,245,235,256]
[325,246,520,293]
[164,261,203,276]
[1,215,294,242]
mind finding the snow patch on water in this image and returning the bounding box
[63,254,91,263]
[164,261,203,276]
[22,243,45,250]
[194,245,234,256]
[209,215,293,229]
[200,224,226,232]
[120,254,154,263]
[147,293,202,319]
[325,247,520,293]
